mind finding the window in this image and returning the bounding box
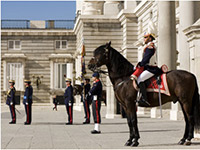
[8,40,21,50]
[7,63,23,90]
[55,40,67,50]
[54,63,67,88]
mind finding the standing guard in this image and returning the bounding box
[89,72,102,134]
[83,77,91,124]
[23,79,33,125]
[64,78,74,125]
[6,80,16,124]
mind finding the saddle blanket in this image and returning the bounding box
[146,73,170,96]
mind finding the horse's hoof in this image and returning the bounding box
[184,140,191,146]
[124,140,132,146]
[130,140,139,147]
[178,139,185,145]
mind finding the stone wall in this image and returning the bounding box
[74,15,123,87]
[1,30,76,104]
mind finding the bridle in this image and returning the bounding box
[90,46,110,75]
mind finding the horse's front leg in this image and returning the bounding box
[124,116,134,146]
[125,106,140,147]
[130,109,140,147]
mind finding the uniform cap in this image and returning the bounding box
[65,78,72,82]
[144,20,157,39]
[9,80,15,83]
[92,72,99,78]
[24,79,31,83]
[84,76,90,80]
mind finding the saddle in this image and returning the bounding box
[133,73,170,96]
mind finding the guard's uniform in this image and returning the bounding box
[90,80,102,124]
[83,83,91,123]
[131,20,163,106]
[132,42,162,82]
[64,85,74,124]
[23,85,33,124]
[6,86,16,123]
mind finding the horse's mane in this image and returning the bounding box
[108,47,134,79]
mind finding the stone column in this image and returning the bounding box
[76,0,84,13]
[124,0,136,10]
[50,60,54,89]
[154,1,177,119]
[170,1,200,122]
[67,63,73,85]
[105,76,115,119]
[184,18,200,139]
[104,0,120,15]
[82,0,104,15]
[178,1,200,71]
[158,1,176,70]
[3,60,7,91]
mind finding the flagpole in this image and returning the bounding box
[81,40,86,101]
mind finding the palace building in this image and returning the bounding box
[1,0,200,136]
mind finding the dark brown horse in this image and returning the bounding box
[88,42,200,147]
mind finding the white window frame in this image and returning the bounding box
[54,63,67,89]
[8,40,21,50]
[6,63,23,90]
[55,40,68,50]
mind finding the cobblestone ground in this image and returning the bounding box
[1,104,200,149]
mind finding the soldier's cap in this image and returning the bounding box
[65,78,72,82]
[144,20,157,39]
[84,76,90,80]
[92,72,99,78]
[9,80,15,83]
[24,79,31,83]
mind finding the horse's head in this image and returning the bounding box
[88,41,111,71]
[73,84,83,96]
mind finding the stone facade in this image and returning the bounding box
[1,29,76,104]
[1,0,200,124]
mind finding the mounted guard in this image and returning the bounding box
[88,41,200,146]
[131,20,162,106]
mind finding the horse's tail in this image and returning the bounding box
[193,76,200,130]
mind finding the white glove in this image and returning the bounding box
[93,95,97,101]
[68,103,72,106]
[130,74,135,80]
[10,102,13,105]
[26,102,28,105]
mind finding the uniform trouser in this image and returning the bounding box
[53,104,57,110]
[25,103,32,124]
[92,100,101,124]
[137,70,154,84]
[83,100,90,122]
[66,104,73,123]
[9,105,16,122]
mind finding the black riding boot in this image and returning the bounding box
[138,82,150,106]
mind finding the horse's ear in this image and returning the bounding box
[105,41,111,49]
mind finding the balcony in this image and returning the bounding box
[1,20,75,29]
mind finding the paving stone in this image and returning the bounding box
[1,104,200,149]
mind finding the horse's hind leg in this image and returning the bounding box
[179,102,194,145]
[178,103,189,145]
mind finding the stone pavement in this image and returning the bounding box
[1,104,200,149]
